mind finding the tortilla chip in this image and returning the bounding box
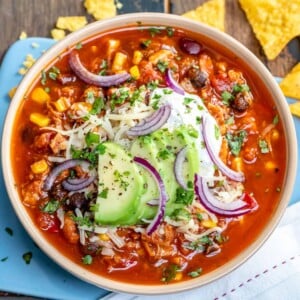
[279,63,300,100]
[239,0,300,60]
[182,0,225,32]
[51,29,66,41]
[56,16,87,32]
[84,0,116,20]
[289,102,300,117]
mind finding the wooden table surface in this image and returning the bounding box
[0,0,299,298]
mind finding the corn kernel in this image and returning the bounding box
[271,129,280,141]
[31,87,50,104]
[132,50,143,65]
[99,233,110,241]
[174,272,183,281]
[265,160,276,170]
[106,39,120,55]
[171,256,183,265]
[53,97,70,112]
[30,159,48,174]
[202,220,217,228]
[29,113,50,127]
[8,86,17,99]
[111,52,127,72]
[129,65,140,80]
[231,157,243,172]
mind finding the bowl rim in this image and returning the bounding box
[2,12,297,295]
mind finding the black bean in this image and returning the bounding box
[50,184,68,201]
[68,192,87,210]
[187,68,208,88]
[179,37,202,55]
[80,242,101,256]
[231,93,249,112]
[21,126,36,144]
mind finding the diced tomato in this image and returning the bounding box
[37,212,60,233]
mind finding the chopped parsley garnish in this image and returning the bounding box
[157,149,171,160]
[1,257,8,262]
[157,60,168,73]
[141,39,152,48]
[71,143,106,165]
[187,126,199,138]
[166,26,174,37]
[22,251,32,264]
[171,208,191,221]
[82,254,93,265]
[259,139,270,154]
[186,236,213,252]
[175,187,194,205]
[95,143,106,155]
[188,268,202,278]
[73,216,92,227]
[48,66,60,81]
[110,88,130,110]
[161,264,180,283]
[99,188,109,199]
[90,97,104,115]
[273,114,279,125]
[225,115,235,125]
[214,124,220,140]
[41,199,60,214]
[99,59,108,75]
[232,84,250,93]
[147,80,159,91]
[114,170,130,190]
[149,27,161,37]
[163,89,173,95]
[75,42,83,49]
[183,97,194,105]
[130,87,144,105]
[41,70,47,85]
[226,130,247,156]
[5,227,13,236]
[85,132,100,147]
[221,91,234,106]
[196,116,202,124]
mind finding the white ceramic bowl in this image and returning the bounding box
[2,13,297,294]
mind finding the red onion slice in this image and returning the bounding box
[127,104,172,136]
[133,157,168,235]
[202,114,245,182]
[194,174,258,217]
[62,175,96,191]
[66,177,89,185]
[43,159,90,191]
[146,199,159,206]
[165,69,185,95]
[174,147,188,189]
[69,52,130,87]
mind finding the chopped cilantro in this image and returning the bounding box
[130,88,144,105]
[73,216,92,227]
[75,42,83,49]
[140,135,152,144]
[259,139,270,154]
[85,132,100,147]
[99,188,109,199]
[166,26,174,37]
[82,254,93,265]
[186,236,212,251]
[151,99,160,110]
[48,66,60,81]
[226,130,247,156]
[196,213,203,221]
[232,84,250,93]
[214,124,220,140]
[171,208,191,221]
[41,70,47,85]
[183,97,194,105]
[187,181,193,189]
[163,89,173,95]
[1,257,8,262]
[89,203,99,212]
[215,233,228,244]
[175,187,194,205]
[22,251,32,264]
[110,88,130,110]
[225,116,234,125]
[188,268,202,278]
[161,264,180,282]
[149,27,161,37]
[157,60,168,73]
[221,91,234,106]
[157,149,171,160]
[114,170,130,190]
[41,199,60,214]
[90,97,104,115]
[5,227,13,236]
[141,39,152,48]
[196,116,202,124]
[95,143,106,155]
[273,114,279,125]
[71,143,105,165]
[187,126,198,138]
[147,80,159,91]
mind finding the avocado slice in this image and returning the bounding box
[95,142,145,225]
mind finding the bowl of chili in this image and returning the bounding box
[2,13,297,294]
